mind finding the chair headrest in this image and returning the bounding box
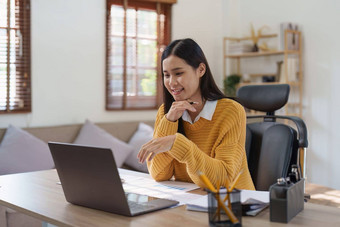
[236,84,290,113]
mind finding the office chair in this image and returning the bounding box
[236,84,308,191]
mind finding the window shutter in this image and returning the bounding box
[0,0,31,113]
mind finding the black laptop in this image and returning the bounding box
[48,142,179,216]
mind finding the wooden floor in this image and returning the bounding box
[306,183,340,208]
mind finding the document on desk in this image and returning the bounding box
[118,169,202,205]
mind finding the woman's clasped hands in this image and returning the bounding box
[166,100,198,122]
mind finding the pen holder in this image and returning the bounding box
[269,178,305,223]
[207,188,242,227]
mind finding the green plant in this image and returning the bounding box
[224,74,241,97]
[140,70,157,96]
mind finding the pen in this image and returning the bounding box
[218,200,239,224]
[229,169,243,191]
[216,179,221,221]
[224,169,243,202]
[197,171,217,193]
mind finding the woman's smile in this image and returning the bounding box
[171,88,184,96]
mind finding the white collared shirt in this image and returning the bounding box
[182,100,218,124]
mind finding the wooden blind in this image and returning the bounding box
[0,0,31,114]
[106,0,172,110]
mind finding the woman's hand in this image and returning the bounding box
[166,100,197,122]
[137,135,176,163]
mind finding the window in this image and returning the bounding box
[0,0,31,113]
[106,0,174,110]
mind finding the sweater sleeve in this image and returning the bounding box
[168,104,250,189]
[153,105,178,138]
[147,105,177,181]
[169,134,245,188]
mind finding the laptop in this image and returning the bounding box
[48,142,179,216]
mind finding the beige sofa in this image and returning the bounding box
[0,120,154,227]
[0,121,154,145]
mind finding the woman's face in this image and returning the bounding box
[162,55,205,102]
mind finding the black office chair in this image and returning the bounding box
[236,84,308,191]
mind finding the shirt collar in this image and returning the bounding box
[182,100,217,124]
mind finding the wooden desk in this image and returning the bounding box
[0,170,340,227]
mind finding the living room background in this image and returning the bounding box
[0,0,339,190]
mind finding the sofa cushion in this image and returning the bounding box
[73,120,133,167]
[125,122,153,173]
[0,125,54,175]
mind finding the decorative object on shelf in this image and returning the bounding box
[279,22,299,50]
[262,76,276,82]
[224,74,241,97]
[278,57,299,83]
[243,73,251,83]
[250,24,269,52]
[276,61,284,82]
[258,42,276,52]
[252,43,259,52]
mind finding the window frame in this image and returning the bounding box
[105,0,173,110]
[0,0,31,114]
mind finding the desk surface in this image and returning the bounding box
[0,170,340,227]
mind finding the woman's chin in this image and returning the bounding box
[173,97,185,101]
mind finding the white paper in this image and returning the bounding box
[240,190,269,203]
[118,168,200,192]
[118,168,201,205]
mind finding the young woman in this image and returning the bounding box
[138,38,255,190]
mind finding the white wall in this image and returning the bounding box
[172,0,225,88]
[225,0,340,189]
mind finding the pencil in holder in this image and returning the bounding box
[207,188,242,227]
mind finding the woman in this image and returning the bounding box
[138,38,255,190]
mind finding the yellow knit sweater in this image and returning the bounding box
[147,98,255,190]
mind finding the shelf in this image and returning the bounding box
[225,50,299,58]
[239,81,300,87]
[224,34,278,41]
[249,73,276,77]
[223,30,303,117]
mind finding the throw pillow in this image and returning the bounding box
[73,120,133,167]
[125,122,154,173]
[0,125,54,175]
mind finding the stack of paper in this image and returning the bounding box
[228,42,253,54]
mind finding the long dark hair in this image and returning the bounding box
[161,38,226,134]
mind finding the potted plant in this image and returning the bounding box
[224,74,241,98]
